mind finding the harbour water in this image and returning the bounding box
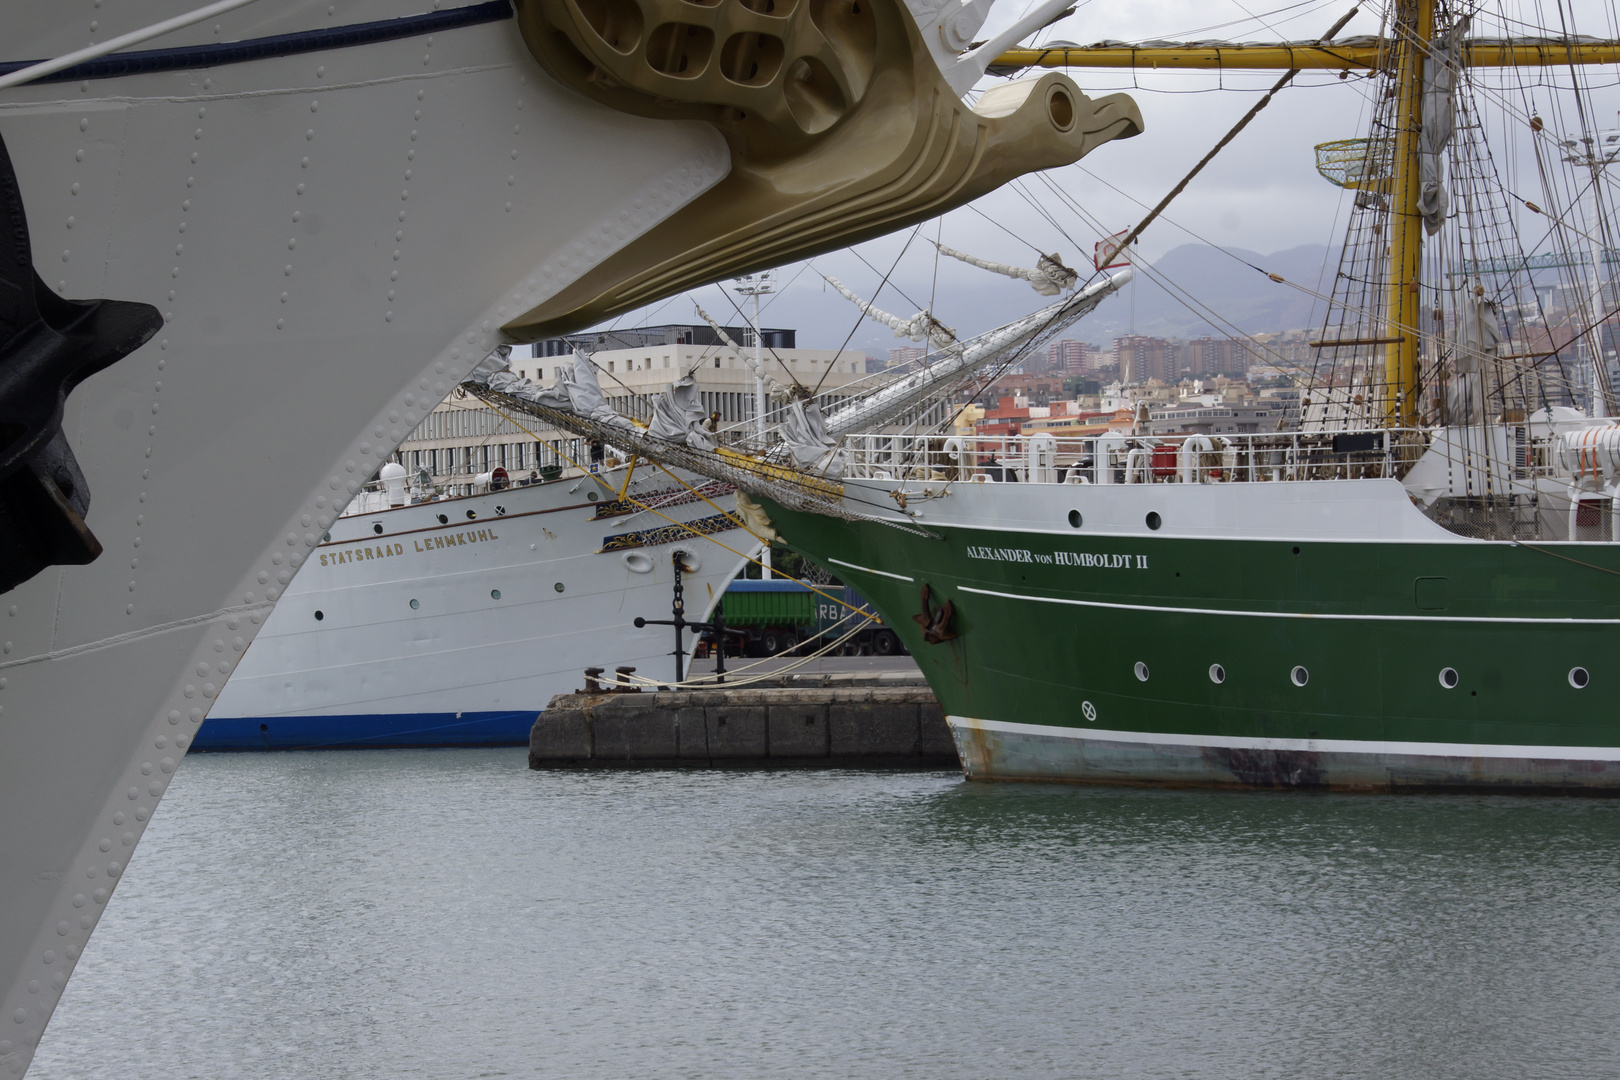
[31,750,1620,1079]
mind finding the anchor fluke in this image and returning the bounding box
[0,129,162,593]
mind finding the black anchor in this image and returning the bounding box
[912,583,958,645]
[0,128,161,593]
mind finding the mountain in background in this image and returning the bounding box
[1083,243,1340,342]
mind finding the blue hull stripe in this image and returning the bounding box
[0,2,513,86]
[193,710,534,751]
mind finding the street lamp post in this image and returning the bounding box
[733,271,775,577]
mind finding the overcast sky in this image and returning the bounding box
[569,0,1620,354]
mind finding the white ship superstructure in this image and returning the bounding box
[205,463,749,748]
[0,0,1138,1071]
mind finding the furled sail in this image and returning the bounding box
[1447,287,1502,423]
[821,269,1130,441]
[473,348,635,430]
[935,243,1080,295]
[693,302,787,397]
[647,371,717,450]
[780,399,844,474]
[824,276,957,349]
[1419,19,1467,235]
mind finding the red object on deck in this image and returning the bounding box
[1151,445,1178,478]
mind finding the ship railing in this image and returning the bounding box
[338,460,590,515]
[839,428,1437,485]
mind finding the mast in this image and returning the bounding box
[1384,0,1432,425]
[990,39,1620,73]
[991,18,1620,425]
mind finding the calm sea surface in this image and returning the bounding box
[30,750,1620,1079]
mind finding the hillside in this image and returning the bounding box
[1084,242,1339,341]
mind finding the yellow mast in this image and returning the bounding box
[990,39,1620,73]
[1384,0,1431,425]
[991,9,1620,423]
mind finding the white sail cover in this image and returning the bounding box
[467,343,514,383]
[1447,287,1502,423]
[779,399,845,474]
[1419,20,1467,235]
[936,243,1079,295]
[479,351,635,430]
[647,371,718,450]
[480,352,718,449]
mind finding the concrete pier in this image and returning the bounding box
[529,682,956,769]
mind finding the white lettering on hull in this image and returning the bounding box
[316,528,499,567]
[966,545,1147,570]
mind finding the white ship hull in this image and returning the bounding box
[205,470,747,748]
[1,4,728,1070]
[1,0,1128,1065]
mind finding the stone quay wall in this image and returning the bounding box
[530,686,957,769]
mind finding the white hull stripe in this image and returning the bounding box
[957,584,1620,625]
[0,2,513,86]
[828,558,915,583]
[948,715,1620,763]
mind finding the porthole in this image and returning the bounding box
[1439,667,1459,689]
[1145,511,1162,531]
[587,491,599,501]
[1291,546,1301,555]
[554,582,566,593]
[1569,666,1590,689]
[409,598,420,610]
[373,523,383,534]
[322,531,331,542]
[1134,661,1149,682]
[490,589,502,600]
[437,514,448,524]
[314,610,324,621]
[1209,663,1225,684]
[1291,665,1309,687]
[1068,509,1082,528]
[466,510,477,520]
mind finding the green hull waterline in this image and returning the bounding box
[760,498,1620,792]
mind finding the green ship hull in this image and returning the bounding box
[759,482,1620,792]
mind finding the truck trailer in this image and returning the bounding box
[715,579,906,658]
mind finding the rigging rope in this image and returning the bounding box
[1092,5,1364,269]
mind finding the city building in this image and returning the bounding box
[887,345,927,369]
[1146,402,1283,436]
[1114,335,1179,383]
[972,372,1068,407]
[1184,337,1254,377]
[533,322,794,358]
[1047,339,1096,375]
